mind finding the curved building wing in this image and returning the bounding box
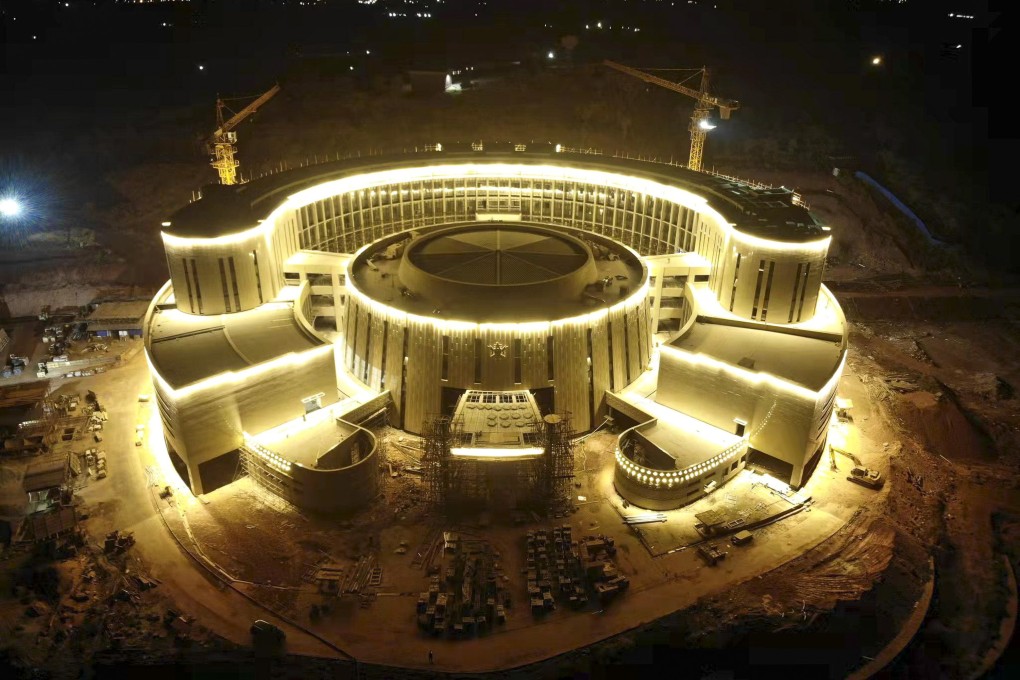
[144,144,847,510]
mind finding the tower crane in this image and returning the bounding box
[603,60,739,173]
[208,83,281,185]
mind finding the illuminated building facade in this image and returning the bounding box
[144,143,847,511]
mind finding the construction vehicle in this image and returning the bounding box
[250,619,286,645]
[603,60,739,172]
[847,465,884,489]
[835,397,854,422]
[730,530,754,546]
[830,444,884,489]
[697,544,727,566]
[829,443,861,470]
[208,84,281,185]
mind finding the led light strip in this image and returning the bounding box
[160,162,831,256]
[344,254,650,333]
[450,446,545,458]
[147,342,335,401]
[614,437,747,488]
[242,435,293,474]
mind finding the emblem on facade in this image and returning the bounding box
[488,341,508,359]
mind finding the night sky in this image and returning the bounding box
[0,0,1015,228]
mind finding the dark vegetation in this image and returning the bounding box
[0,1,1015,284]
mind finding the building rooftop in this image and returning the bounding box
[668,318,844,393]
[164,145,824,245]
[146,288,325,390]
[23,456,68,493]
[86,300,151,331]
[352,223,644,323]
[87,300,151,322]
[614,394,741,470]
[252,403,361,469]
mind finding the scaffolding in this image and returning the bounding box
[421,411,576,514]
[541,412,576,507]
[236,441,305,517]
[421,414,455,509]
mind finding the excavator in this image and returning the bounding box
[603,60,739,172]
[208,83,281,185]
[830,444,884,489]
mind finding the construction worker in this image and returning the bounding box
[428,650,434,664]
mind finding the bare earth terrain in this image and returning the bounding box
[2,154,1018,677]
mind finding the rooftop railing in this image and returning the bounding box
[189,144,808,209]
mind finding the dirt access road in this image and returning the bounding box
[73,348,338,659]
[52,274,1020,676]
[830,273,1020,677]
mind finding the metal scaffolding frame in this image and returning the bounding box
[420,411,576,514]
[421,414,454,509]
[236,442,304,516]
[541,412,576,507]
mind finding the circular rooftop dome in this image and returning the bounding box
[350,223,645,323]
[406,226,591,287]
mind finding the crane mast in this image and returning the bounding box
[208,83,281,186]
[603,60,739,172]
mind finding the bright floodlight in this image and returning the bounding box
[871,56,882,66]
[547,51,555,59]
[698,119,717,131]
[0,198,21,218]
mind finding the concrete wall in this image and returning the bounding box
[163,229,281,316]
[341,288,651,434]
[655,345,823,487]
[244,427,379,514]
[612,421,749,510]
[151,343,339,494]
[712,235,828,324]
[613,455,747,510]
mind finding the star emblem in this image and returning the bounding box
[488,341,508,359]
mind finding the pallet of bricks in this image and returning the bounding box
[579,533,629,604]
[416,537,509,637]
[525,525,582,614]
[524,526,629,615]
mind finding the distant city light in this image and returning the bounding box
[547,51,555,59]
[198,64,205,71]
[871,56,883,66]
[0,198,22,218]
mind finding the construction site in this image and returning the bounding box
[1,6,1018,674]
[2,258,1020,678]
[420,409,576,514]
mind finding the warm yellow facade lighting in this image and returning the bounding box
[147,343,335,401]
[450,447,545,459]
[160,162,825,259]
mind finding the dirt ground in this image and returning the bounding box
[3,161,1020,676]
[652,275,1020,679]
